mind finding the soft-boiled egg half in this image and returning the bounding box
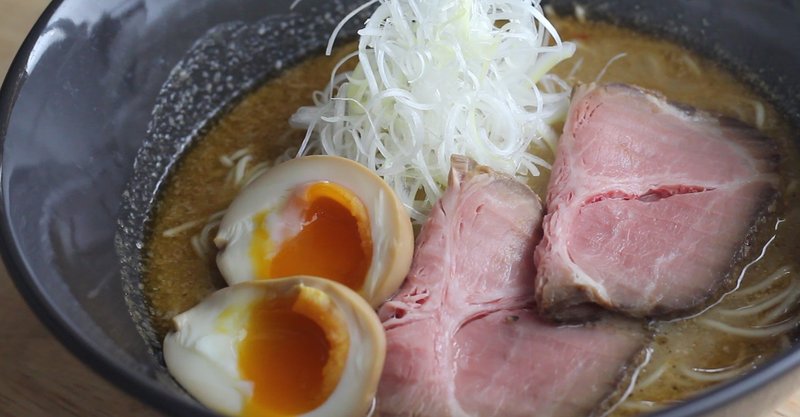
[214,155,414,307]
[163,277,385,417]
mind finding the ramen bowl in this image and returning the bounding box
[1,1,799,416]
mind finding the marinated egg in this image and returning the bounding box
[163,277,385,417]
[214,155,414,307]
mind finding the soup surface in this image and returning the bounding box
[144,17,800,416]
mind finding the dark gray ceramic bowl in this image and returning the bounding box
[1,1,799,416]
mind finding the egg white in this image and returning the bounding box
[163,287,258,415]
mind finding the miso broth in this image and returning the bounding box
[144,18,800,416]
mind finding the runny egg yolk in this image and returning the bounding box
[249,182,373,292]
[239,285,349,416]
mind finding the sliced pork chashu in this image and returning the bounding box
[535,83,780,321]
[378,155,648,417]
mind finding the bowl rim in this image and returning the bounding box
[0,1,218,416]
[1,1,799,417]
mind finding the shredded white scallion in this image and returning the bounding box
[291,0,575,222]
[574,4,587,23]
[594,52,627,83]
[698,316,800,338]
[677,363,752,383]
[752,99,766,129]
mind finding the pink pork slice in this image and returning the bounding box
[535,83,780,321]
[377,155,647,417]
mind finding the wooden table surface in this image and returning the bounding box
[0,1,798,417]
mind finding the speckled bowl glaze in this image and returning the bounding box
[1,1,799,417]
